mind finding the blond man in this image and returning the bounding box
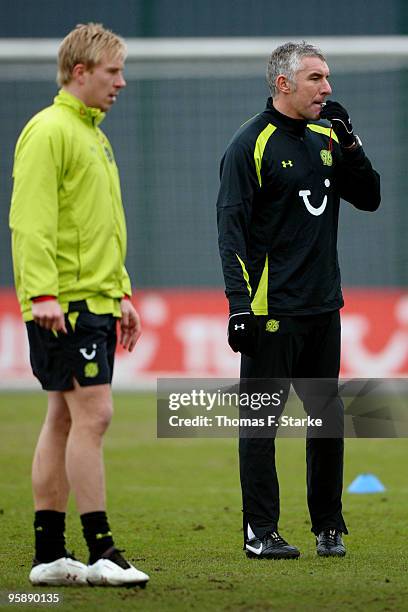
[10,23,149,587]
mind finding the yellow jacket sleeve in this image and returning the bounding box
[121,265,132,297]
[10,118,65,300]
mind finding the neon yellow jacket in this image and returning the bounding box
[10,90,132,321]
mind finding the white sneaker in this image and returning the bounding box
[87,548,149,587]
[29,557,88,586]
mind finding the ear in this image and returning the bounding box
[71,63,87,85]
[275,74,292,95]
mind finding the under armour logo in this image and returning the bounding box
[281,160,293,168]
[79,344,97,360]
[234,323,245,330]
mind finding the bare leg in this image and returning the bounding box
[64,381,113,514]
[32,392,71,511]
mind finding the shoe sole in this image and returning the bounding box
[87,579,148,588]
[30,572,87,586]
[30,575,87,586]
[31,580,87,586]
[246,550,300,560]
[317,550,346,557]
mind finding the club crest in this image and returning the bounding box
[266,319,279,333]
[320,149,333,166]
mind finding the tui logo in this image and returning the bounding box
[80,344,97,360]
[299,178,331,216]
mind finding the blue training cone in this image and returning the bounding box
[347,473,385,494]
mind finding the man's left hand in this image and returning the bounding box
[320,100,356,148]
[119,298,142,352]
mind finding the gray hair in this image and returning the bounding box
[266,41,326,97]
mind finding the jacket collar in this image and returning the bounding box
[54,89,105,126]
[264,97,307,137]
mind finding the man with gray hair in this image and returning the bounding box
[217,42,380,559]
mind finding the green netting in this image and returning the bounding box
[1,56,407,289]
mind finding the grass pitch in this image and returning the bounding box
[0,392,407,611]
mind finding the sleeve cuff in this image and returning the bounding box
[31,295,57,303]
[228,295,252,315]
[341,142,365,161]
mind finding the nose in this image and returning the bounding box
[115,72,126,89]
[322,78,332,96]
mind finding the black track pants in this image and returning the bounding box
[239,310,347,540]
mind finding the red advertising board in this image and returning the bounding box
[0,288,407,388]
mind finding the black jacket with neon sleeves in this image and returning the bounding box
[217,98,381,316]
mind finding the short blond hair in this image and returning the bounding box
[57,23,126,86]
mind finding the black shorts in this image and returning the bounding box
[26,312,117,391]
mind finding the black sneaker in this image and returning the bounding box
[316,529,346,557]
[245,531,300,559]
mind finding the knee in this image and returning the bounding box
[93,404,113,436]
[79,402,113,437]
[67,384,114,437]
[239,437,276,457]
[45,410,72,437]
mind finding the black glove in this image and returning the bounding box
[320,100,356,148]
[228,312,259,357]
